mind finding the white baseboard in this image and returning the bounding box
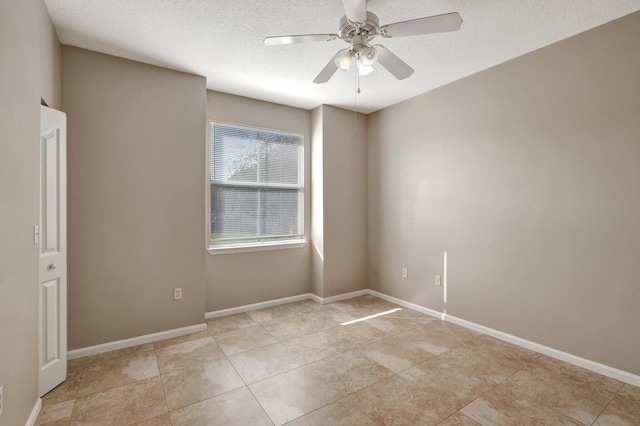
[67,323,207,359]
[443,313,640,388]
[25,398,41,426]
[367,290,445,320]
[204,289,370,319]
[205,293,315,319]
[318,289,369,304]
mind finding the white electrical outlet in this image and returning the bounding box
[0,385,4,416]
[402,268,408,278]
[435,275,442,286]
[173,288,182,300]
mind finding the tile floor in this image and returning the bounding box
[36,295,640,425]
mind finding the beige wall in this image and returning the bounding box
[320,106,368,297]
[368,12,640,374]
[0,0,60,423]
[62,47,206,349]
[205,91,311,311]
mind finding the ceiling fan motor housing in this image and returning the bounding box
[339,12,380,39]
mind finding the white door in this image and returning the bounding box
[38,105,67,397]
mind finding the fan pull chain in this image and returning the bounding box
[354,60,360,132]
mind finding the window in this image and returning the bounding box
[209,122,304,249]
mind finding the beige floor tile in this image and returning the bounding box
[42,363,83,405]
[407,321,480,349]
[364,313,438,334]
[71,344,156,370]
[133,413,172,425]
[329,295,401,318]
[346,375,459,425]
[360,331,440,373]
[206,312,258,336]
[303,308,356,324]
[502,364,615,424]
[261,309,355,341]
[152,330,210,350]
[77,351,159,397]
[155,336,224,373]
[281,322,387,363]
[473,335,541,362]
[71,377,167,424]
[436,412,482,426]
[400,357,495,406]
[594,384,640,425]
[286,399,380,426]
[161,357,245,410]
[437,339,530,383]
[249,363,347,425]
[247,305,300,323]
[259,316,322,341]
[533,355,624,393]
[308,349,394,394]
[214,324,278,355]
[228,342,303,384]
[170,387,273,426]
[282,299,332,315]
[461,383,583,425]
[35,400,75,426]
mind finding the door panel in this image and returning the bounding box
[39,106,67,397]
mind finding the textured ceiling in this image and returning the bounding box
[44,0,640,113]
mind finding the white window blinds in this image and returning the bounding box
[210,122,304,246]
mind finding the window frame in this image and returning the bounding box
[206,120,306,254]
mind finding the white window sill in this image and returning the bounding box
[207,239,307,255]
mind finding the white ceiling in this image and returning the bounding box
[44,0,640,114]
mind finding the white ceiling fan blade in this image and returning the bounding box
[342,0,367,23]
[264,34,338,45]
[313,51,342,84]
[380,12,462,38]
[375,46,414,80]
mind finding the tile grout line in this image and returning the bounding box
[588,388,619,426]
[244,380,277,426]
[154,347,174,425]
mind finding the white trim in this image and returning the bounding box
[318,289,369,304]
[25,398,41,426]
[67,323,207,360]
[367,290,445,320]
[205,293,315,319]
[442,313,640,387]
[204,290,370,318]
[308,293,323,304]
[207,240,306,255]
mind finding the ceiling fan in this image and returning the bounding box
[264,0,463,84]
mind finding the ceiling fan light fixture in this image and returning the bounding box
[335,49,355,71]
[358,63,374,76]
[359,45,378,66]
